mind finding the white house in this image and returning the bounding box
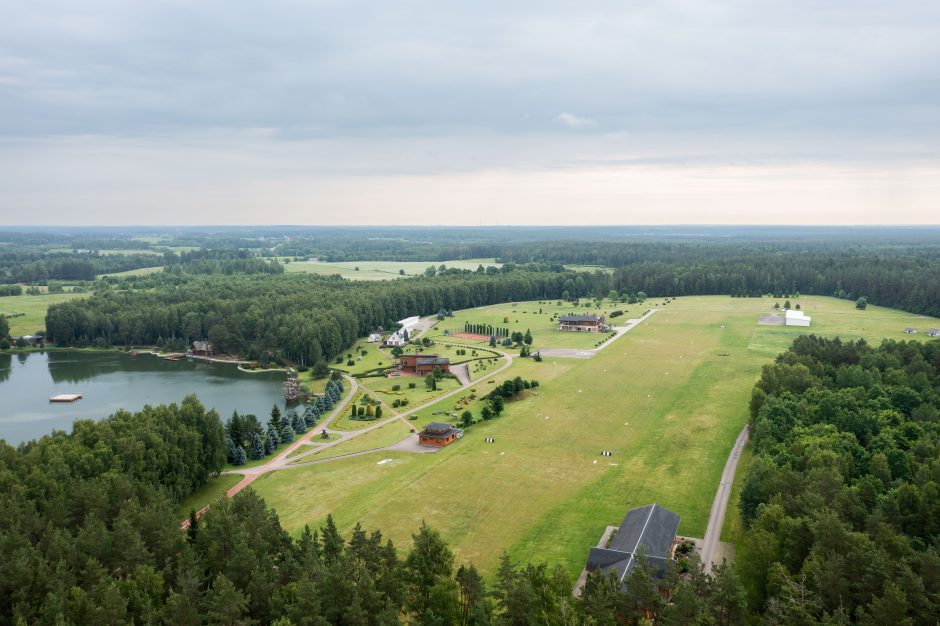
[784,309,812,327]
[385,332,407,347]
[367,333,383,343]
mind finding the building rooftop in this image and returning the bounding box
[422,422,456,435]
[585,504,680,585]
[416,357,450,365]
[559,314,604,322]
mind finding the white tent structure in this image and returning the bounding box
[397,316,420,331]
[784,309,812,327]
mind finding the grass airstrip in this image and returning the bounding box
[243,296,940,579]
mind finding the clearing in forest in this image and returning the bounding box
[248,295,940,579]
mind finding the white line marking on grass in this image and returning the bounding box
[376,459,394,465]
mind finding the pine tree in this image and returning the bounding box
[264,434,276,455]
[233,445,247,466]
[291,412,306,434]
[226,436,237,464]
[280,422,295,443]
[267,424,280,449]
[250,433,265,460]
[269,404,282,431]
[375,405,382,419]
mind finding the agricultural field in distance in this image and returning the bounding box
[0,292,87,336]
[249,295,940,580]
[97,266,165,279]
[283,258,501,280]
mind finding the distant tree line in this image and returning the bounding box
[738,335,940,624]
[0,250,165,283]
[45,270,610,366]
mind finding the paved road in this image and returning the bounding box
[699,424,749,572]
[537,309,658,359]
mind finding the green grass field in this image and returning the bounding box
[0,292,87,336]
[284,258,502,281]
[431,299,643,349]
[290,419,414,464]
[360,374,462,408]
[249,296,940,579]
[332,339,498,376]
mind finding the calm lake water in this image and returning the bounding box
[0,351,289,445]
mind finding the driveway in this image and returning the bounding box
[699,425,749,572]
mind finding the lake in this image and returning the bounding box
[0,350,289,445]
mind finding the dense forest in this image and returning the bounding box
[739,336,940,624]
[0,393,750,625]
[0,250,166,283]
[45,269,609,365]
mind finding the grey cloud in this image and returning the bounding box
[2,1,940,138]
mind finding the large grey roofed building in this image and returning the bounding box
[559,314,604,322]
[585,504,680,587]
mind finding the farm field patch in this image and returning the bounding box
[97,266,165,279]
[0,292,87,336]
[284,258,502,281]
[251,296,940,579]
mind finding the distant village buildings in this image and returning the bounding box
[928,329,940,337]
[367,333,383,343]
[558,314,607,332]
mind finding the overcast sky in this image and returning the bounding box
[1,0,939,225]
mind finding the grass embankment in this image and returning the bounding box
[0,292,87,336]
[251,296,940,579]
[176,474,241,517]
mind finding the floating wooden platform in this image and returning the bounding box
[49,393,83,403]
